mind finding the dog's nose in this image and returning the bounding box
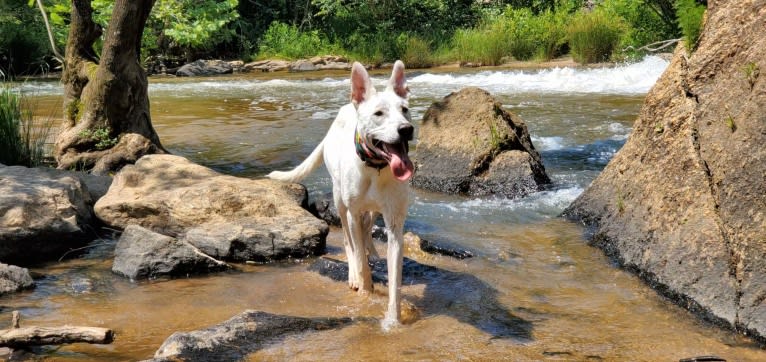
[398,124,414,141]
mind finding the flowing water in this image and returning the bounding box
[7,57,766,361]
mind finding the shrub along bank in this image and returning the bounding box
[1,0,706,76]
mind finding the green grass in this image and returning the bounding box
[257,21,337,60]
[674,0,706,52]
[568,10,626,64]
[0,86,51,167]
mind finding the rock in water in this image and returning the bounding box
[412,87,550,198]
[95,154,328,262]
[563,2,766,342]
[175,60,233,77]
[150,310,356,361]
[0,263,34,295]
[0,166,98,265]
[112,225,229,280]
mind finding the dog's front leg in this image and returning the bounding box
[347,211,374,293]
[382,215,404,329]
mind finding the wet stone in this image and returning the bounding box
[148,310,358,361]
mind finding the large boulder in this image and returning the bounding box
[113,225,230,280]
[0,166,99,265]
[0,263,34,295]
[412,87,550,198]
[563,2,766,342]
[149,310,356,361]
[94,155,328,261]
[176,60,234,77]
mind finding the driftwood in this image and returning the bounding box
[0,311,114,348]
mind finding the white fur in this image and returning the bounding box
[268,61,413,329]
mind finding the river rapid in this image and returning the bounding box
[9,56,766,360]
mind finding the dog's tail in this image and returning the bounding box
[267,140,325,183]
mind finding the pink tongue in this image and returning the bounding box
[386,145,414,181]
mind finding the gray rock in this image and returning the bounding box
[412,87,550,198]
[176,60,234,77]
[0,263,34,295]
[150,310,356,361]
[242,60,291,72]
[308,192,340,227]
[95,154,328,261]
[0,166,96,265]
[113,225,229,280]
[289,60,318,72]
[563,2,766,342]
[183,219,326,262]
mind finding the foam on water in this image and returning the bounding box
[409,56,668,95]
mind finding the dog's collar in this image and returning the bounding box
[354,128,388,170]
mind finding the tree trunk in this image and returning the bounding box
[55,0,166,174]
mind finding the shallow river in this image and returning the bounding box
[9,57,766,360]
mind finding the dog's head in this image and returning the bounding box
[350,60,414,181]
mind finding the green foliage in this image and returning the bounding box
[567,10,626,64]
[0,87,51,167]
[78,127,118,150]
[155,0,239,54]
[741,62,760,90]
[396,34,434,69]
[450,24,509,66]
[599,0,677,56]
[312,0,480,63]
[674,0,705,51]
[0,1,51,77]
[257,21,335,59]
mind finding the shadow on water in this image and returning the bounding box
[541,138,626,172]
[308,257,533,342]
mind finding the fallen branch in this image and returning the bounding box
[0,311,113,348]
[623,38,681,53]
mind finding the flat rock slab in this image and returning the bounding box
[95,154,328,262]
[113,225,230,280]
[0,166,98,265]
[412,87,550,198]
[176,60,233,76]
[148,310,357,361]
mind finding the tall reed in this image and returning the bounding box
[0,87,51,167]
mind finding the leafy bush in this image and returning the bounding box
[0,2,51,77]
[599,0,678,57]
[534,7,571,60]
[502,8,539,61]
[674,0,705,51]
[0,88,50,167]
[258,22,335,59]
[568,10,626,64]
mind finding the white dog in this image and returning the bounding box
[268,60,414,328]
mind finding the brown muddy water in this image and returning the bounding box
[7,57,766,360]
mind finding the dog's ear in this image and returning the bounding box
[351,62,374,107]
[387,60,408,98]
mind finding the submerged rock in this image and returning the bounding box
[149,310,356,361]
[412,87,550,198]
[94,154,328,261]
[563,2,766,342]
[0,166,101,265]
[113,225,229,280]
[0,263,34,295]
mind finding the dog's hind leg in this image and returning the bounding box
[336,203,359,291]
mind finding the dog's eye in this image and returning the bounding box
[402,107,409,114]
[374,110,384,116]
